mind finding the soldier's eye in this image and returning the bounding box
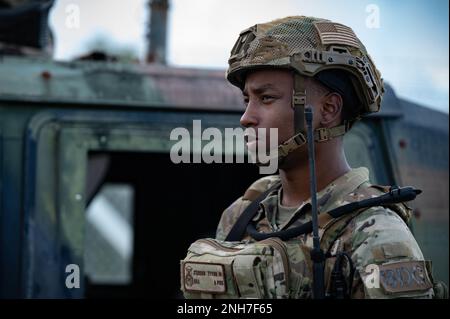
[261,95,275,103]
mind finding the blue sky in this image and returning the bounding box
[49,0,449,113]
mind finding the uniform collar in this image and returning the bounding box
[259,167,371,230]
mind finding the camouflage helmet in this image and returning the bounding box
[227,15,383,117]
[226,16,384,162]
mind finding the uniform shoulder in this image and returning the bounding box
[347,206,433,298]
[243,175,280,201]
[344,182,413,225]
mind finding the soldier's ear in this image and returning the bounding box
[320,92,343,126]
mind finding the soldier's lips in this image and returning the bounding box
[244,134,258,151]
[246,139,258,151]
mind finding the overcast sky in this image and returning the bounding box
[49,0,449,114]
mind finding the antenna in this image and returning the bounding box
[305,106,325,299]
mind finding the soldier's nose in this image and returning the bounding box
[240,105,258,128]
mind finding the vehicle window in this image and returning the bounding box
[344,120,391,185]
[85,183,134,285]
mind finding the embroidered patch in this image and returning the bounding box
[183,262,226,293]
[379,260,433,294]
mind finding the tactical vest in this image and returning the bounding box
[181,181,447,299]
[181,237,311,299]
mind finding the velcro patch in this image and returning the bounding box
[183,262,226,293]
[379,260,433,294]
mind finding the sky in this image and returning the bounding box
[49,0,449,114]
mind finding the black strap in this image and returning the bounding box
[245,186,421,241]
[226,185,420,242]
[293,73,306,135]
[225,182,281,241]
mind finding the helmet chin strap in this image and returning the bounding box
[277,73,350,165]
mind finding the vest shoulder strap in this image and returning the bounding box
[225,178,280,241]
[320,184,413,253]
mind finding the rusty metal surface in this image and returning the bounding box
[0,56,244,111]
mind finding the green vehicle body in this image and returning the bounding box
[0,55,448,298]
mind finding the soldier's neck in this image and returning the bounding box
[279,145,351,207]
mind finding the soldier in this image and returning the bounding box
[181,16,446,299]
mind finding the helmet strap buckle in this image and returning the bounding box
[315,127,330,142]
[292,93,306,108]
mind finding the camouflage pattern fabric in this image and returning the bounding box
[215,167,435,299]
[180,237,312,299]
[227,16,384,117]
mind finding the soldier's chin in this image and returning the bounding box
[247,147,279,167]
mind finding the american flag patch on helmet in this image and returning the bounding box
[314,22,361,49]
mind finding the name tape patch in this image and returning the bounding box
[183,262,226,293]
[379,260,433,294]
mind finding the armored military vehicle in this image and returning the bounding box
[0,0,447,298]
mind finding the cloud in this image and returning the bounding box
[167,0,325,68]
[426,66,450,92]
[50,0,148,60]
[48,0,449,113]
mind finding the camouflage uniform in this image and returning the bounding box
[216,167,435,298]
